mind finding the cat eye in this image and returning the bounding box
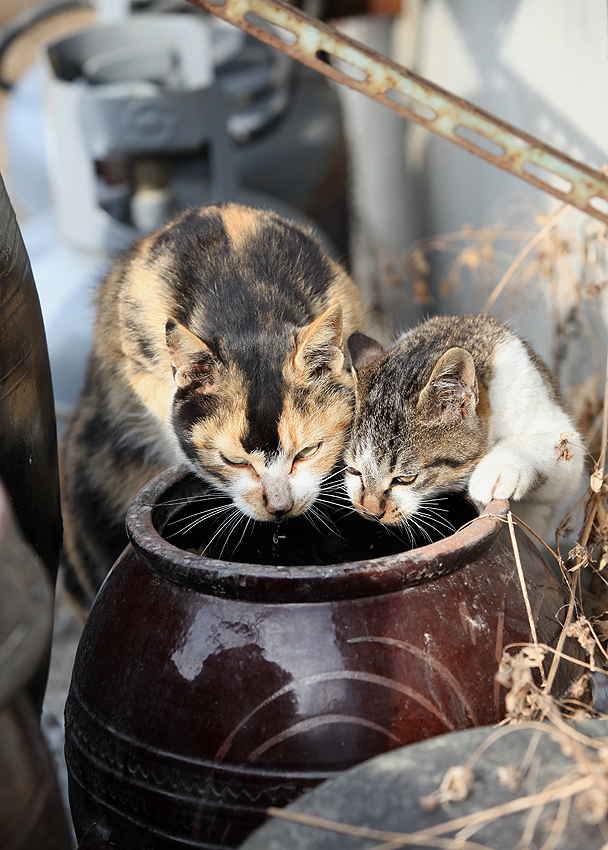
[221,453,249,466]
[345,466,362,477]
[392,474,418,486]
[295,443,322,460]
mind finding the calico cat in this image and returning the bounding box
[60,203,366,610]
[344,314,584,540]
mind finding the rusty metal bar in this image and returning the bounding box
[191,0,608,226]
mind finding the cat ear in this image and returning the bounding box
[418,347,478,424]
[166,320,219,392]
[348,332,385,371]
[294,303,345,377]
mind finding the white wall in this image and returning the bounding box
[412,0,608,409]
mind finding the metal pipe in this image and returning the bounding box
[192,0,608,226]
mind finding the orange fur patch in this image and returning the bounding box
[220,204,261,252]
[128,372,174,422]
[188,372,249,465]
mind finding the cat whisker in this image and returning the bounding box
[354,502,388,527]
[377,516,413,543]
[416,499,452,514]
[410,505,456,541]
[306,503,342,537]
[322,466,349,485]
[208,514,241,561]
[200,507,244,557]
[165,502,235,536]
[322,477,351,491]
[314,503,351,519]
[317,486,351,498]
[232,516,255,553]
[419,511,452,525]
[405,515,434,545]
[303,508,322,536]
[417,499,456,533]
[166,513,229,539]
[145,490,228,508]
[394,517,416,548]
[217,511,249,560]
[314,494,353,511]
[167,502,233,523]
[318,491,352,507]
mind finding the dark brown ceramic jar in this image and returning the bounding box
[65,464,574,850]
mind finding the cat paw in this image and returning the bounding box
[468,456,536,506]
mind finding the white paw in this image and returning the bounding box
[468,455,535,506]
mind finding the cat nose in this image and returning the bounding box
[265,497,294,518]
[361,494,385,519]
[268,502,293,520]
[262,477,294,518]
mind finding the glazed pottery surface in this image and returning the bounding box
[65,465,576,849]
[0,174,62,710]
[0,480,74,850]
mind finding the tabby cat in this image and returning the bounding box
[344,315,584,540]
[60,203,366,610]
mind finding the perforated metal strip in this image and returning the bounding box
[191,0,608,225]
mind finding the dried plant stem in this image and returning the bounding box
[599,349,608,476]
[266,807,494,849]
[267,774,593,848]
[407,229,537,257]
[482,205,571,314]
[461,725,533,773]
[579,351,608,614]
[579,506,597,553]
[556,489,589,550]
[544,406,606,695]
[507,512,540,650]
[480,511,561,564]
[366,838,493,850]
[581,350,608,548]
[538,642,605,675]
[588,619,608,664]
[519,798,545,850]
[537,794,571,850]
[544,577,577,697]
[368,838,495,850]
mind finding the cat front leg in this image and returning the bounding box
[468,444,541,506]
[467,432,584,509]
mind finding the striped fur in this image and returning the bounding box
[60,204,366,611]
[344,315,584,540]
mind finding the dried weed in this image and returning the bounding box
[267,204,608,849]
[391,200,608,445]
[419,765,476,812]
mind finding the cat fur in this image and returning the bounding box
[345,314,584,540]
[60,203,366,610]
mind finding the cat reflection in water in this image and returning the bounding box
[344,315,584,542]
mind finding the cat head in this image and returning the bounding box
[166,304,354,522]
[344,332,488,526]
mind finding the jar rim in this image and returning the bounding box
[126,464,507,603]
